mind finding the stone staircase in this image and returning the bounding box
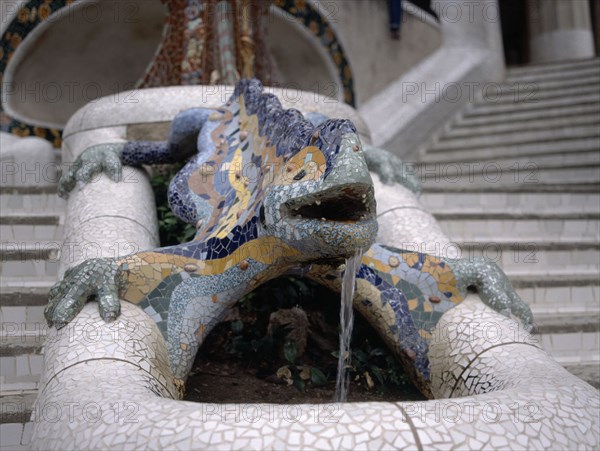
[0,137,64,449]
[420,57,600,387]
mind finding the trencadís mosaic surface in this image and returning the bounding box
[47,79,533,397]
[0,0,355,145]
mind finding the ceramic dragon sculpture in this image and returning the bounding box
[48,79,533,397]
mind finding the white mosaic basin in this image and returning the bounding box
[29,88,600,449]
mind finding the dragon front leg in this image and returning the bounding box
[58,108,214,199]
[45,250,232,385]
[447,257,534,332]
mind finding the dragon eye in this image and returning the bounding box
[293,169,307,181]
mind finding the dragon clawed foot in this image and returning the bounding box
[450,257,534,332]
[45,258,123,329]
[58,144,124,199]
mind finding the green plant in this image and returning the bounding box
[150,165,196,246]
[275,341,328,392]
[333,339,408,392]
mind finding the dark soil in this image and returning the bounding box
[184,360,425,404]
[182,276,427,404]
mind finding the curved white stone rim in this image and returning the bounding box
[30,293,600,449]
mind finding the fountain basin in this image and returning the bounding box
[30,86,599,449]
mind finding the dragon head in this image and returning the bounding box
[260,118,377,261]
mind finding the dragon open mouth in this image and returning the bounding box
[283,183,375,223]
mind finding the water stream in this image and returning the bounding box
[334,249,362,403]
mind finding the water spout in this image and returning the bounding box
[334,249,362,403]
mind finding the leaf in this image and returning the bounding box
[276,365,292,383]
[230,320,244,334]
[293,377,305,392]
[299,366,311,381]
[369,348,386,357]
[353,349,368,365]
[370,366,385,387]
[283,340,297,365]
[310,368,327,386]
[364,371,375,390]
[182,225,196,241]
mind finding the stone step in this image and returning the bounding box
[1,410,34,451]
[432,124,600,151]
[0,276,56,289]
[0,253,60,279]
[510,272,599,288]
[562,362,600,389]
[0,214,64,242]
[0,424,32,450]
[506,58,600,81]
[0,140,61,188]
[530,311,600,385]
[0,186,65,214]
[0,393,36,425]
[437,214,599,242]
[0,275,48,363]
[0,186,57,195]
[0,334,45,404]
[471,80,600,106]
[452,242,600,274]
[421,183,600,193]
[446,110,600,139]
[421,191,600,214]
[533,312,600,335]
[0,304,47,334]
[424,136,600,163]
[1,274,63,439]
[0,281,54,307]
[506,268,600,281]
[507,57,599,75]
[0,241,61,262]
[500,72,600,94]
[422,149,600,168]
[0,335,44,358]
[0,215,59,226]
[418,163,600,187]
[525,310,599,383]
[538,331,599,371]
[434,211,600,221]
[505,66,600,89]
[465,92,600,117]
[411,241,599,278]
[456,101,600,127]
[518,282,599,314]
[507,56,598,71]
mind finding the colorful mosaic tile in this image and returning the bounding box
[0,0,355,146]
[46,79,533,397]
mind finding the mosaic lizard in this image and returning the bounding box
[48,79,533,397]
